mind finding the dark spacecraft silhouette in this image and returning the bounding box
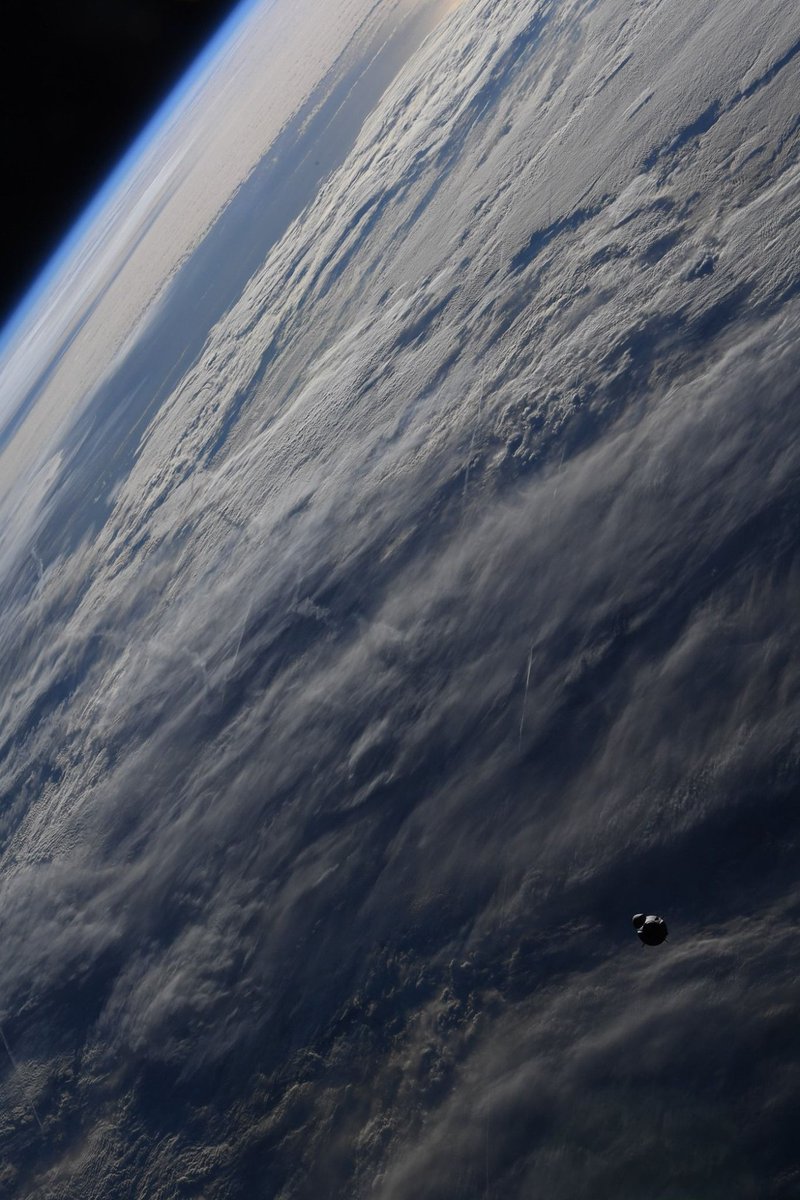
[632,912,668,946]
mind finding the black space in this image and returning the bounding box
[1,0,243,329]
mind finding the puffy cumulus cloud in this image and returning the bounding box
[1,0,800,1194]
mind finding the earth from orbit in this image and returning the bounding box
[1,0,799,1196]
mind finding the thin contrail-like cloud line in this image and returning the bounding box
[0,1019,44,1132]
[518,644,534,746]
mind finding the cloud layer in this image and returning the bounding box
[0,0,799,1195]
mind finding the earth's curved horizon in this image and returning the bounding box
[1,0,799,1196]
